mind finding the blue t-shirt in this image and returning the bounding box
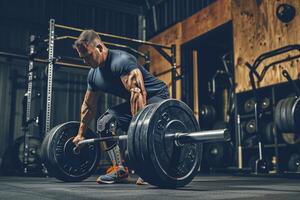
[87,49,169,100]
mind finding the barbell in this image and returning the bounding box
[41,99,230,188]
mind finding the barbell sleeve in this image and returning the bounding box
[173,129,230,146]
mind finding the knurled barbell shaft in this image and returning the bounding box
[76,128,229,147]
[78,135,128,146]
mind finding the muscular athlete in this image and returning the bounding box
[72,30,169,184]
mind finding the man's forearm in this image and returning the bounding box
[130,88,146,116]
[78,102,97,136]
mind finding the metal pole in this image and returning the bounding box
[45,19,55,133]
[237,114,243,169]
[171,44,177,98]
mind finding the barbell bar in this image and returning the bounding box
[74,129,230,154]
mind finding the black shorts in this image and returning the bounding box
[105,95,169,132]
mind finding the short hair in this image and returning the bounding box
[73,29,101,49]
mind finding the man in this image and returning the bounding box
[72,30,170,184]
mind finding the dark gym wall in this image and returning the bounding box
[0,0,139,166]
[145,0,217,38]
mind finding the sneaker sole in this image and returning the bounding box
[96,179,115,184]
[96,176,129,184]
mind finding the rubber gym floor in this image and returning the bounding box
[1,174,300,200]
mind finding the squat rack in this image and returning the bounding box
[45,19,178,133]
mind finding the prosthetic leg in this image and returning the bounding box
[96,113,128,184]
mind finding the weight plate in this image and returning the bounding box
[275,98,285,131]
[15,136,42,172]
[261,97,270,110]
[245,119,256,134]
[291,97,300,132]
[203,142,231,168]
[263,122,276,144]
[284,97,295,132]
[288,153,300,172]
[138,99,202,188]
[244,98,255,113]
[199,105,216,123]
[282,132,300,145]
[132,105,154,179]
[40,132,55,175]
[127,105,151,174]
[46,121,100,182]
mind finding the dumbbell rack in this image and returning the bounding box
[236,80,300,174]
[235,44,300,174]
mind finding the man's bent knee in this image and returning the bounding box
[97,112,118,151]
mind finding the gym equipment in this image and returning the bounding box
[42,99,229,187]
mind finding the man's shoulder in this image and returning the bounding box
[109,49,137,73]
[110,49,136,62]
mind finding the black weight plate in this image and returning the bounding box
[280,98,289,132]
[127,105,151,174]
[47,121,100,182]
[139,103,166,184]
[275,99,285,131]
[284,97,295,132]
[244,98,255,113]
[15,136,42,172]
[263,122,275,144]
[204,142,226,168]
[284,97,293,131]
[199,105,216,123]
[281,98,291,132]
[40,132,55,175]
[203,121,232,168]
[132,105,153,178]
[208,105,216,122]
[245,119,256,134]
[261,97,270,110]
[282,132,300,145]
[141,99,201,188]
[288,153,300,172]
[291,97,300,132]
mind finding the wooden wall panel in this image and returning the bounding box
[139,0,232,99]
[233,0,300,93]
[181,0,232,44]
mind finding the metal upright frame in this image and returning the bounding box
[45,19,55,133]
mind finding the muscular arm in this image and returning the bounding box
[77,90,100,136]
[121,68,147,116]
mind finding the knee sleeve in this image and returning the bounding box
[97,112,118,151]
